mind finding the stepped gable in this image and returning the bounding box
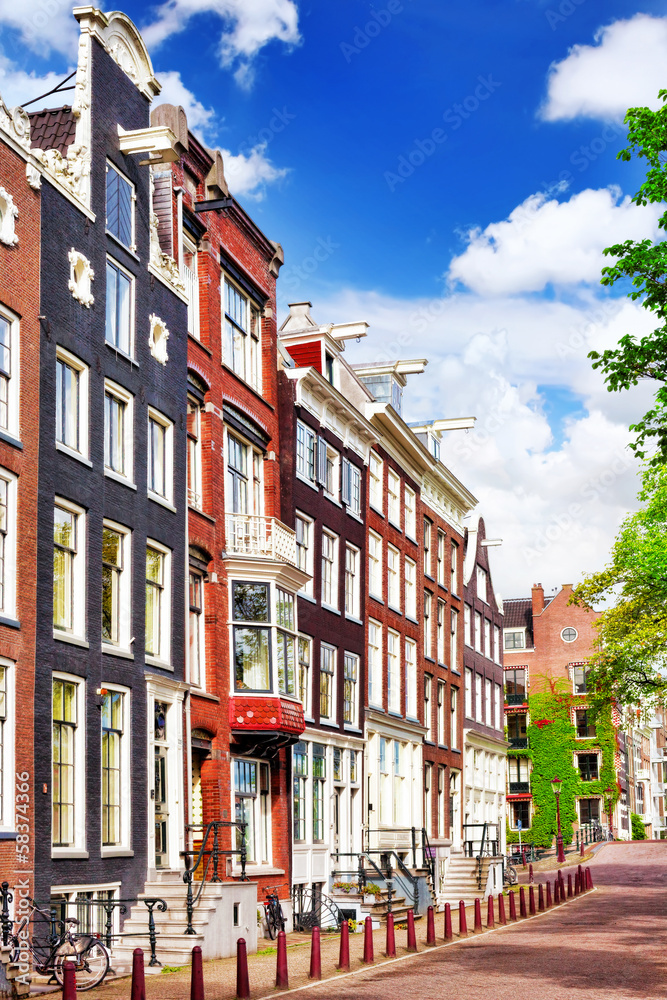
[29,106,76,155]
[503,597,534,647]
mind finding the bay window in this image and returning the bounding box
[231,581,301,695]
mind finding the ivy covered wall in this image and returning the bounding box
[506,680,618,848]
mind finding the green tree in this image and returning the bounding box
[571,462,667,713]
[589,90,667,463]
[631,812,647,840]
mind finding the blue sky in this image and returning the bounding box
[2,0,667,595]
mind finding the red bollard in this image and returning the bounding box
[276,930,288,989]
[519,886,527,918]
[459,899,468,936]
[567,873,573,898]
[337,920,350,971]
[236,939,250,1000]
[363,915,374,964]
[554,880,560,904]
[385,913,396,958]
[407,909,417,952]
[559,875,565,899]
[509,891,517,922]
[546,881,552,908]
[191,946,204,1000]
[309,926,321,981]
[498,893,506,925]
[538,884,545,912]
[474,898,482,932]
[486,895,494,929]
[426,906,436,946]
[444,902,453,940]
[131,949,146,1000]
[528,863,534,885]
[580,838,585,857]
[529,886,536,915]
[587,867,594,889]
[62,960,76,1000]
[522,849,527,869]
[574,872,580,896]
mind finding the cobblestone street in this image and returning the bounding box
[81,842,667,1000]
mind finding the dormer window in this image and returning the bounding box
[429,434,440,461]
[325,352,334,386]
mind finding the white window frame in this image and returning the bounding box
[424,675,433,741]
[106,160,136,252]
[494,625,501,664]
[53,497,86,641]
[319,643,337,722]
[404,485,416,540]
[321,529,339,610]
[0,658,14,832]
[450,540,459,594]
[387,469,400,527]
[221,272,262,393]
[504,628,526,650]
[145,539,172,668]
[0,469,17,620]
[344,542,361,620]
[104,379,134,487]
[323,442,340,502]
[424,591,432,659]
[477,565,488,603]
[369,452,383,514]
[437,681,445,745]
[298,635,312,718]
[232,757,272,867]
[464,604,472,646]
[404,556,416,619]
[342,458,362,517]
[423,519,432,576]
[368,620,382,707]
[224,427,264,516]
[475,673,483,723]
[437,599,446,664]
[0,305,19,442]
[450,687,459,749]
[101,518,131,653]
[465,668,473,719]
[343,651,359,727]
[450,608,458,672]
[188,568,206,690]
[100,683,131,854]
[495,683,502,731]
[484,618,491,659]
[474,611,482,653]
[52,672,86,856]
[296,420,317,485]
[405,638,417,718]
[105,255,135,358]
[387,543,400,610]
[147,407,174,507]
[437,530,446,587]
[183,233,199,340]
[485,677,492,727]
[187,394,203,510]
[368,530,383,600]
[387,629,400,714]
[295,511,314,599]
[55,346,89,463]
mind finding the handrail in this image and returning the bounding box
[420,827,436,891]
[392,852,419,911]
[181,820,248,936]
[476,822,487,890]
[292,886,343,932]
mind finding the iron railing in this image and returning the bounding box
[181,820,248,936]
[508,736,529,749]
[291,886,343,932]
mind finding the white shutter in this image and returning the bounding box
[341,458,351,505]
[317,436,328,486]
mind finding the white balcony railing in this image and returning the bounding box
[224,514,298,567]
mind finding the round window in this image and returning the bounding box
[561,627,577,642]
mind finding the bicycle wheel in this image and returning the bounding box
[55,942,109,991]
[265,906,277,940]
[275,903,285,933]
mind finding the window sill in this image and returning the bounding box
[319,719,340,729]
[105,342,139,367]
[345,614,363,626]
[149,491,177,513]
[105,469,137,490]
[56,441,92,467]
[388,604,402,615]
[388,518,401,531]
[450,593,461,601]
[405,615,419,625]
[323,493,342,508]
[344,725,363,734]
[424,656,436,664]
[53,632,89,649]
[450,747,462,754]
[0,830,18,840]
[296,471,319,492]
[189,505,216,524]
[322,604,341,616]
[388,711,404,719]
[451,669,461,677]
[0,615,19,630]
[233,865,285,877]
[102,644,134,660]
[188,332,212,355]
[101,847,134,858]
[438,661,448,669]
[191,689,220,703]
[220,363,269,408]
[369,593,384,605]
[406,534,417,545]
[298,592,317,604]
[51,848,90,859]
[145,655,173,672]
[368,703,384,713]
[424,574,435,583]
[406,715,420,725]
[0,428,22,450]
[369,503,384,518]
[106,230,140,261]
[346,508,363,523]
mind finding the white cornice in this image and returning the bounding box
[222,556,311,593]
[284,367,380,462]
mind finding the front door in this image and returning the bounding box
[154,744,169,868]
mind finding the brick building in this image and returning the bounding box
[277,303,378,907]
[461,517,507,858]
[0,86,42,917]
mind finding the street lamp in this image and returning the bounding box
[604,786,614,840]
[551,776,566,863]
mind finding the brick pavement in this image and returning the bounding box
[76,843,664,1000]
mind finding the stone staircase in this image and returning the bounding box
[437,855,491,907]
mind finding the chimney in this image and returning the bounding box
[287,302,313,323]
[532,583,544,616]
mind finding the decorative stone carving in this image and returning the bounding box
[149,314,169,365]
[74,8,161,101]
[25,164,41,190]
[0,186,18,246]
[33,144,91,203]
[0,97,31,154]
[68,249,94,307]
[149,210,186,293]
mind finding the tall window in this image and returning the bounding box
[474,611,482,652]
[424,764,432,838]
[312,745,325,840]
[405,638,417,718]
[495,684,502,730]
[0,312,13,434]
[494,625,501,664]
[0,665,8,826]
[437,681,445,745]
[296,421,316,483]
[424,591,432,658]
[575,709,596,739]
[578,753,599,781]
[102,524,127,646]
[146,544,170,662]
[388,630,400,713]
[183,235,199,339]
[404,486,416,539]
[404,557,416,618]
[424,675,432,741]
[187,396,203,509]
[56,349,87,456]
[437,531,446,587]
[450,541,458,594]
[189,571,204,688]
[298,636,311,715]
[106,162,134,248]
[226,434,249,513]
[101,690,124,846]
[475,674,483,723]
[296,514,314,598]
[223,276,261,390]
[54,502,85,637]
[485,677,492,726]
[368,531,382,599]
[369,452,383,512]
[293,742,307,842]
[104,381,132,481]
[320,644,336,720]
[505,668,527,701]
[437,601,445,664]
[276,589,297,697]
[322,442,340,500]
[52,678,78,846]
[368,621,382,705]
[148,410,172,502]
[387,469,400,525]
[342,459,361,516]
[464,604,472,646]
[423,519,432,575]
[343,652,359,725]
[450,687,459,749]
[573,665,589,694]
[344,544,360,619]
[234,759,270,864]
[438,767,446,839]
[321,530,338,609]
[450,609,458,671]
[476,566,488,602]
[465,668,473,718]
[0,473,15,617]
[105,259,132,355]
[232,582,270,691]
[484,619,491,659]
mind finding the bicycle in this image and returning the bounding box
[10,899,110,991]
[262,888,285,940]
[503,859,518,886]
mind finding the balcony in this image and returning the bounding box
[508,781,530,794]
[225,514,298,567]
[230,695,305,752]
[509,737,529,749]
[506,694,527,706]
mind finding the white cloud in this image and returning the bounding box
[0,51,73,110]
[447,186,661,296]
[541,14,667,122]
[221,143,288,199]
[0,0,79,58]
[141,0,300,87]
[154,72,218,142]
